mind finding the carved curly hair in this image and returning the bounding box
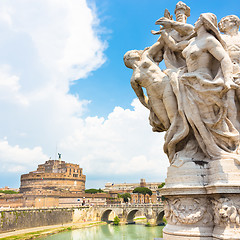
[218,15,240,33]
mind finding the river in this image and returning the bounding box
[39,224,164,240]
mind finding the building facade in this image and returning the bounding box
[104,179,163,204]
[20,159,86,195]
[104,179,162,194]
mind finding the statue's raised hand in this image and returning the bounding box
[155,17,173,29]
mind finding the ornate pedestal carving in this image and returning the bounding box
[211,195,240,240]
[163,197,213,239]
[161,159,213,239]
[161,158,240,239]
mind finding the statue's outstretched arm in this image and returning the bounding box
[130,78,149,109]
[141,42,164,65]
[147,41,164,59]
[171,22,194,36]
[207,36,237,89]
[161,31,189,51]
[155,17,194,36]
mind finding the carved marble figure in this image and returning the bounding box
[124,2,240,239]
[124,47,177,132]
[219,15,240,131]
[218,15,240,73]
[161,13,239,163]
[150,1,194,69]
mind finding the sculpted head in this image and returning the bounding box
[123,50,142,69]
[194,13,226,49]
[174,1,190,23]
[194,13,226,48]
[195,13,218,31]
[218,15,240,34]
[218,198,237,223]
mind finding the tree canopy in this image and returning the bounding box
[0,190,19,194]
[85,188,104,194]
[133,187,152,196]
[113,216,120,225]
[120,193,131,202]
[158,182,165,188]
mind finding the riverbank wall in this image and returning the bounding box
[0,207,93,233]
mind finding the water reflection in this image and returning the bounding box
[40,224,164,240]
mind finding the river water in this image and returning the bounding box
[40,224,164,240]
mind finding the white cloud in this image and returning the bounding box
[0,64,28,105]
[0,5,13,26]
[0,0,106,173]
[59,99,169,186]
[0,0,169,188]
[0,139,48,173]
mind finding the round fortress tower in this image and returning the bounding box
[20,159,86,195]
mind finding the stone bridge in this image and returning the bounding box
[94,203,164,225]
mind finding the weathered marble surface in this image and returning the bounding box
[124,2,240,239]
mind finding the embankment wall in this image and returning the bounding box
[0,207,90,233]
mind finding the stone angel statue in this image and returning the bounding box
[124,3,240,239]
[124,3,240,165]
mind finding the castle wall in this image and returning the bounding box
[0,194,24,208]
[0,192,112,208]
[20,174,85,193]
[34,196,59,208]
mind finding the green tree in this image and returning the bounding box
[133,187,152,196]
[113,216,120,225]
[133,187,152,203]
[0,190,19,194]
[85,188,104,194]
[158,182,165,188]
[120,193,131,203]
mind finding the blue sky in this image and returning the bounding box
[75,0,240,118]
[0,0,239,190]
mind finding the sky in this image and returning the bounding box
[0,0,239,189]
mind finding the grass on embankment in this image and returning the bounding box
[0,222,106,240]
[0,228,70,240]
[0,229,59,240]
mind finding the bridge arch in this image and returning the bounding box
[101,209,116,223]
[156,210,165,225]
[127,209,144,224]
[97,204,164,225]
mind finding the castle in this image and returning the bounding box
[0,159,163,208]
[20,159,86,195]
[0,158,119,208]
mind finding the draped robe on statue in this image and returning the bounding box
[164,66,240,165]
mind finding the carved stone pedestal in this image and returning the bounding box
[207,158,240,240]
[161,160,213,239]
[163,196,213,239]
[161,158,240,240]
